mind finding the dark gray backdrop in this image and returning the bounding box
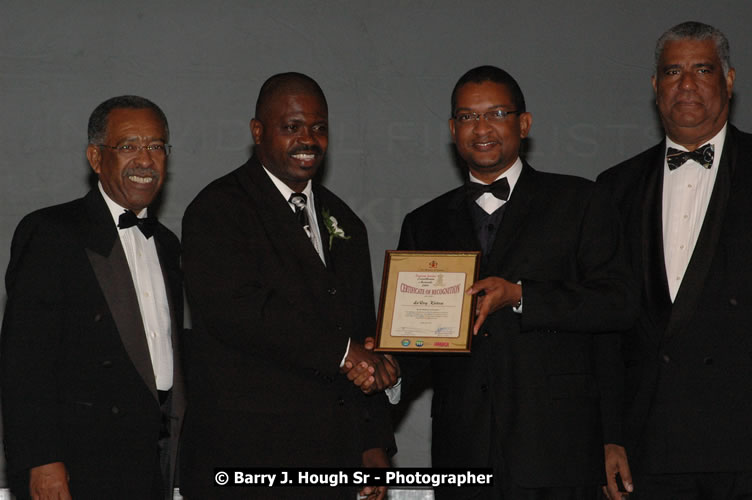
[2,0,751,490]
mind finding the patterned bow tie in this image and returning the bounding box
[465,176,510,202]
[118,210,157,239]
[666,143,715,170]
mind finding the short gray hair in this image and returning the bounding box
[655,21,731,76]
[88,95,169,145]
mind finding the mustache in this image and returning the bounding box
[289,146,323,156]
[122,167,160,179]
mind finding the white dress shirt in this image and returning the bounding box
[468,157,523,214]
[99,183,173,390]
[662,125,726,301]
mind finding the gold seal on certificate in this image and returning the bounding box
[374,251,480,353]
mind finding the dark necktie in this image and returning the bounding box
[118,210,157,239]
[289,193,321,256]
[666,143,714,170]
[289,193,310,230]
[465,176,510,202]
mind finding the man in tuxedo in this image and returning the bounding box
[1,95,184,500]
[598,21,752,499]
[397,65,635,499]
[179,72,396,499]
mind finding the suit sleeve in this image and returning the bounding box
[1,216,67,474]
[594,168,633,446]
[518,183,633,446]
[519,184,638,333]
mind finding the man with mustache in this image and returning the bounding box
[396,65,635,499]
[179,72,396,499]
[1,95,184,500]
[598,21,752,499]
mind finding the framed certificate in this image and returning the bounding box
[374,251,480,353]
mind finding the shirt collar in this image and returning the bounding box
[262,165,314,204]
[98,181,149,227]
[468,157,523,196]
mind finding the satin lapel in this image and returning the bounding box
[154,232,180,346]
[446,188,481,252]
[154,227,184,408]
[82,191,157,401]
[237,158,327,275]
[666,130,735,341]
[640,146,673,336]
[484,164,536,277]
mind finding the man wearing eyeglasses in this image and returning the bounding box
[396,66,635,499]
[1,95,184,500]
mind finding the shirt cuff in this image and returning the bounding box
[339,338,351,368]
[512,280,523,314]
[385,378,402,405]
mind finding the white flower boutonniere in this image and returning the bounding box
[322,209,351,250]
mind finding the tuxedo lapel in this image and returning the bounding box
[446,188,481,252]
[639,145,673,337]
[154,226,184,404]
[483,164,536,277]
[154,231,180,338]
[82,190,158,401]
[666,130,735,340]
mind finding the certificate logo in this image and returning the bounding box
[428,260,438,268]
[401,339,411,347]
[415,340,424,347]
[434,341,449,347]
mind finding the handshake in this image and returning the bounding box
[340,337,400,394]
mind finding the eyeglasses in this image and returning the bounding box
[453,109,521,125]
[98,143,172,157]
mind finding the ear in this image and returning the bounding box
[448,117,456,143]
[725,67,736,98]
[651,74,658,99]
[86,144,102,174]
[519,112,532,139]
[250,119,263,145]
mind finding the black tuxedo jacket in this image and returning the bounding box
[398,164,635,494]
[179,155,394,499]
[1,189,185,499]
[597,125,752,474]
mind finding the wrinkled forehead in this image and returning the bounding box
[659,38,721,66]
[259,91,328,123]
[105,108,168,141]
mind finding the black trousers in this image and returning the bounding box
[435,421,600,500]
[632,471,752,500]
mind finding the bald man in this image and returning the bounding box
[179,72,396,500]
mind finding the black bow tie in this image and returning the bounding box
[465,177,510,202]
[666,143,715,170]
[118,210,157,239]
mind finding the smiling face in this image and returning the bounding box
[86,108,167,214]
[251,92,329,192]
[449,81,532,183]
[653,38,735,150]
